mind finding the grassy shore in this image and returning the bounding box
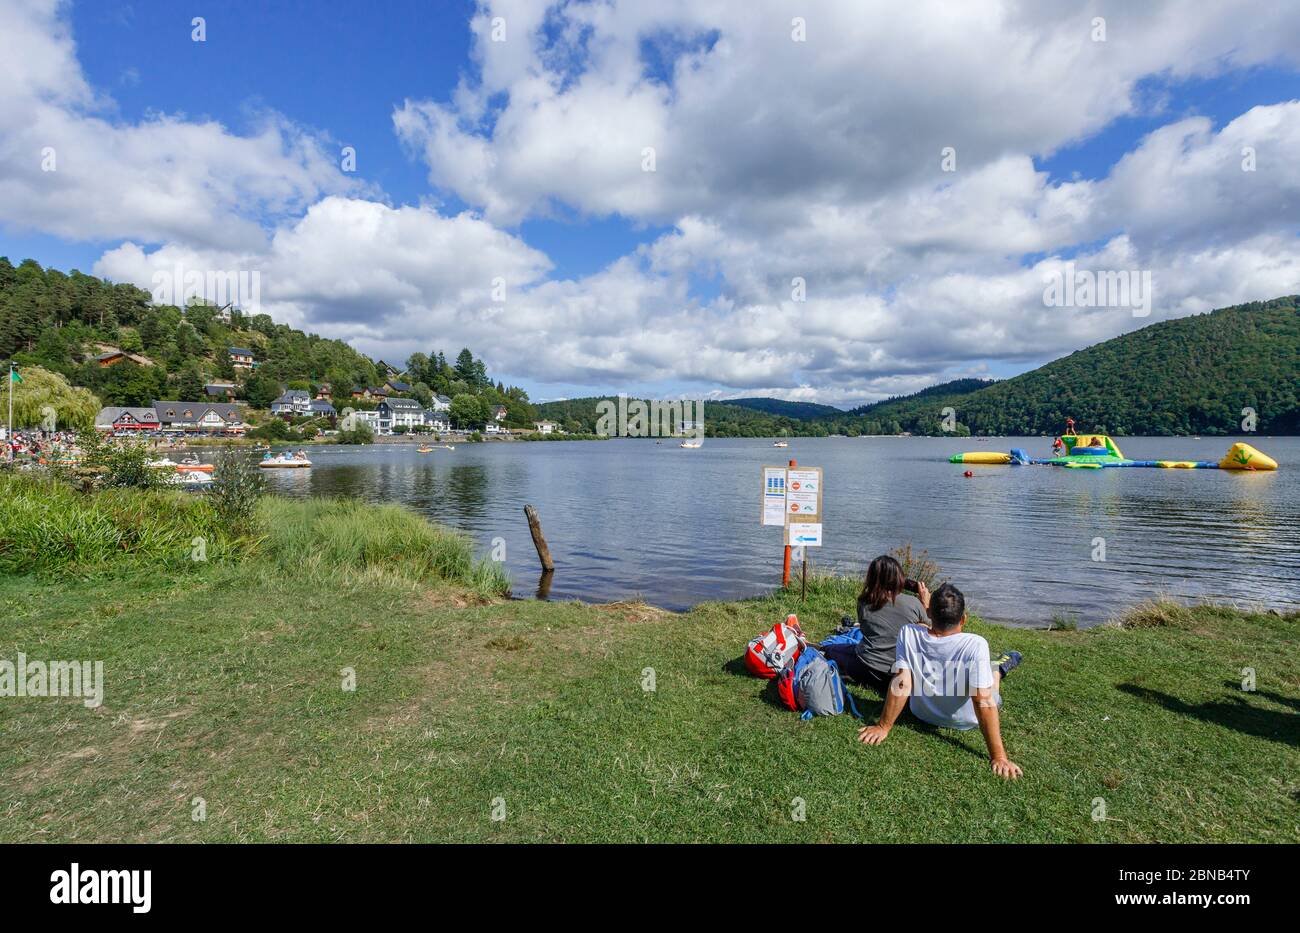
[0,478,1295,842]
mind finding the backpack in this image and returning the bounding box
[744,615,805,679]
[776,644,822,710]
[818,618,863,650]
[776,646,863,720]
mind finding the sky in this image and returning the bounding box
[1,0,1299,407]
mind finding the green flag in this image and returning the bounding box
[9,369,19,383]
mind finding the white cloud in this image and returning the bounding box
[9,0,1300,404]
[95,197,553,342]
[0,0,361,250]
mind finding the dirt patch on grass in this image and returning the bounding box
[596,601,674,625]
[415,586,500,611]
[13,704,201,792]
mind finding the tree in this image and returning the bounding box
[450,393,486,429]
[454,348,477,385]
[2,366,100,429]
[406,352,429,382]
[245,373,281,409]
[177,365,205,401]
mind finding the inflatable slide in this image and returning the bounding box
[950,430,1278,471]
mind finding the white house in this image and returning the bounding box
[533,420,558,435]
[430,394,452,412]
[423,409,451,433]
[492,405,508,422]
[271,389,312,417]
[484,422,506,435]
[340,409,381,433]
[377,397,424,434]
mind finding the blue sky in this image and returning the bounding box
[3,1,1299,406]
[27,0,661,282]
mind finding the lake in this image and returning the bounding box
[254,435,1300,626]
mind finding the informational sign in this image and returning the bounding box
[761,466,787,526]
[785,468,821,516]
[762,464,824,548]
[786,522,822,547]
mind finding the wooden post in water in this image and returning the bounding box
[781,459,796,587]
[524,504,555,572]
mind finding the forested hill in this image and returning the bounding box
[723,397,844,419]
[852,297,1299,436]
[540,298,1300,437]
[848,378,995,416]
[0,257,537,426]
[0,257,383,408]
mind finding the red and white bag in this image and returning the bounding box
[744,615,805,678]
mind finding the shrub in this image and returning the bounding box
[209,449,265,532]
[77,431,166,489]
[889,542,942,591]
[256,496,510,595]
[249,419,293,440]
[336,424,374,444]
[0,474,239,574]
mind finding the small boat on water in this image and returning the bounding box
[417,446,435,453]
[679,441,702,449]
[773,440,789,448]
[169,469,213,487]
[259,449,312,469]
[177,455,213,472]
[148,456,214,472]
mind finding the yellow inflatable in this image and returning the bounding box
[951,451,1013,464]
[1219,442,1278,471]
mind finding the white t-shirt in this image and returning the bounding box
[892,624,998,730]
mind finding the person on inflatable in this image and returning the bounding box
[1051,436,1063,456]
[1065,417,1075,436]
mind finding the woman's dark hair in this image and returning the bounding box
[859,555,905,613]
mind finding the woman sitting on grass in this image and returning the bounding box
[820,555,929,696]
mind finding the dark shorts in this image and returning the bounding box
[819,643,893,696]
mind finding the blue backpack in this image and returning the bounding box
[776,646,863,720]
[818,622,863,650]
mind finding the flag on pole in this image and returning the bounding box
[9,369,20,383]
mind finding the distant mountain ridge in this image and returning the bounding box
[723,397,845,419]
[538,297,1300,437]
[849,378,996,416]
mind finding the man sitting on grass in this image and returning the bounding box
[857,583,1024,780]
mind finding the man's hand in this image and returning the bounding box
[991,757,1023,780]
[857,724,890,745]
[916,580,931,610]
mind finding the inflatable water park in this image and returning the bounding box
[950,419,1278,472]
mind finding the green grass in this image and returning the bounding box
[0,474,240,573]
[0,554,1295,842]
[0,474,508,595]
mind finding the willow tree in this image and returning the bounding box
[3,366,101,430]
